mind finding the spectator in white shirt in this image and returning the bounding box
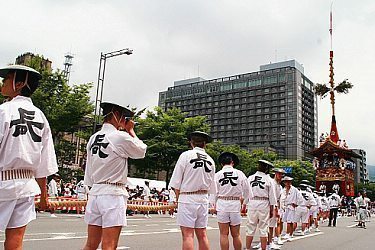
[0,65,58,250]
[214,152,249,250]
[169,131,216,250]
[83,101,147,250]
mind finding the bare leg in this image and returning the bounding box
[83,225,102,250]
[101,226,122,250]
[268,227,274,244]
[181,226,194,250]
[218,223,229,250]
[245,235,254,250]
[260,236,267,250]
[4,226,27,250]
[229,224,242,250]
[195,228,210,250]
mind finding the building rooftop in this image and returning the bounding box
[260,60,304,74]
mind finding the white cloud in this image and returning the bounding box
[1,0,374,163]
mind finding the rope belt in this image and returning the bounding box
[97,181,126,187]
[218,196,240,201]
[180,190,208,195]
[0,169,34,181]
[250,197,269,201]
[359,206,367,209]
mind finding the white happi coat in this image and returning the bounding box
[0,96,58,201]
[84,123,147,197]
[169,147,216,204]
[214,165,249,212]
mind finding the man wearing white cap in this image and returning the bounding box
[327,191,341,227]
[214,152,249,250]
[245,160,277,250]
[281,176,298,241]
[169,131,216,250]
[83,101,147,250]
[0,65,58,250]
[268,168,286,249]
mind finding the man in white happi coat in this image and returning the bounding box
[268,168,286,249]
[308,188,322,232]
[319,192,329,222]
[245,160,277,250]
[294,184,314,236]
[0,65,58,250]
[214,152,249,250]
[169,131,216,250]
[83,101,147,250]
[281,176,298,241]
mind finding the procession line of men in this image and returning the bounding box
[0,65,372,250]
[169,131,372,250]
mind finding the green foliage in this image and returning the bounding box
[206,144,277,176]
[334,79,353,94]
[356,183,375,200]
[314,83,330,98]
[54,138,76,165]
[274,160,315,186]
[32,71,94,137]
[134,107,210,184]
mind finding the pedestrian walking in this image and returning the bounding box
[328,191,341,227]
[169,131,216,250]
[83,101,147,250]
[0,65,58,250]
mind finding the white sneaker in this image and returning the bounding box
[50,214,57,218]
[270,242,281,249]
[253,243,261,249]
[148,214,152,218]
[282,234,290,240]
[315,228,321,232]
[277,238,284,245]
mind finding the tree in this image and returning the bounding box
[274,160,315,187]
[134,107,210,185]
[2,54,95,169]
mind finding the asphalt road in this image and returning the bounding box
[0,212,373,250]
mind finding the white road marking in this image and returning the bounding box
[347,224,359,228]
[99,246,129,249]
[286,232,324,242]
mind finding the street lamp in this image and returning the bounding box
[93,48,133,133]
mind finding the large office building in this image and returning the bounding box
[158,60,318,160]
[352,149,369,184]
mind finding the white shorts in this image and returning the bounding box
[294,206,309,223]
[84,195,127,228]
[217,211,242,226]
[177,202,208,228]
[282,208,295,223]
[246,209,270,237]
[0,196,36,231]
[310,206,319,218]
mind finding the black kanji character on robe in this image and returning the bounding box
[302,192,309,201]
[250,176,265,189]
[10,108,44,142]
[90,134,109,158]
[219,171,238,186]
[190,152,213,173]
